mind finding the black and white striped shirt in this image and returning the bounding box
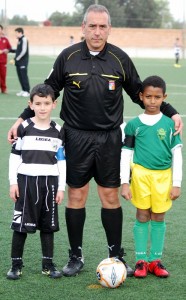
[9,119,66,191]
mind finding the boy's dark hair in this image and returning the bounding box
[0,24,3,30]
[141,75,166,94]
[15,27,24,34]
[30,84,55,102]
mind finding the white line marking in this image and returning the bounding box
[1,115,186,120]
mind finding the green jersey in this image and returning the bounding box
[123,114,182,170]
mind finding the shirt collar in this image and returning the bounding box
[81,41,107,61]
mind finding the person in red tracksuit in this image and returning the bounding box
[0,24,12,94]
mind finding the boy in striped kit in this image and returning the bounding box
[120,76,182,278]
[7,84,66,280]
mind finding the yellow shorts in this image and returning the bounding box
[131,164,172,213]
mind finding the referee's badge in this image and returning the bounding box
[109,80,115,90]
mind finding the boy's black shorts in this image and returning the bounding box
[11,174,59,233]
[64,124,122,188]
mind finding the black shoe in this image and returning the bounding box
[42,262,62,279]
[62,250,84,277]
[7,260,23,280]
[115,248,134,277]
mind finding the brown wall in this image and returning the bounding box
[5,26,183,49]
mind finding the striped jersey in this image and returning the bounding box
[9,119,66,190]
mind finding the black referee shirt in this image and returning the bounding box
[20,41,177,130]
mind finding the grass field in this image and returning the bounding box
[0,55,186,300]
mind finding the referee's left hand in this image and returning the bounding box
[172,114,183,136]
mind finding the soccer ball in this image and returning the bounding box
[96,257,127,288]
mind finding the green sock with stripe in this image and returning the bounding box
[133,219,149,262]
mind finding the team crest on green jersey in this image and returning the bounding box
[157,128,166,140]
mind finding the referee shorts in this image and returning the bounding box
[131,164,172,213]
[64,124,122,188]
[11,174,59,233]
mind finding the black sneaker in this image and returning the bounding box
[62,250,84,277]
[7,261,23,280]
[115,248,134,277]
[42,262,62,279]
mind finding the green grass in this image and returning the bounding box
[0,56,186,300]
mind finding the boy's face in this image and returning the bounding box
[139,86,167,115]
[29,95,56,120]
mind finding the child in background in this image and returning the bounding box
[7,83,66,280]
[120,75,182,278]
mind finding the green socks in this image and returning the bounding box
[133,220,166,262]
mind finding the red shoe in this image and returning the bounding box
[134,260,149,278]
[148,260,169,278]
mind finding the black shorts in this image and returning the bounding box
[11,174,59,233]
[64,124,122,188]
